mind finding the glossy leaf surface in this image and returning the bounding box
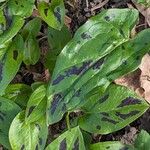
[78,84,149,134]
[90,141,130,150]
[8,0,35,17]
[0,97,21,149]
[46,126,86,150]
[3,84,32,108]
[47,9,148,125]
[25,85,47,123]
[9,112,48,150]
[0,35,24,95]
[38,0,65,30]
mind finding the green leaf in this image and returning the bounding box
[45,126,86,150]
[107,29,150,81]
[25,85,47,123]
[0,8,6,35]
[3,84,32,108]
[45,25,72,73]
[38,0,65,30]
[21,18,42,39]
[22,18,41,65]
[8,0,35,17]
[78,84,149,134]
[0,34,24,95]
[9,111,48,150]
[47,8,139,125]
[31,81,45,91]
[134,130,150,150]
[134,0,150,7]
[23,33,40,65]
[90,141,130,150]
[0,97,21,149]
[0,15,24,49]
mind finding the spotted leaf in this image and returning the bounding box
[8,0,35,18]
[9,111,48,150]
[78,84,149,134]
[0,97,21,149]
[3,84,32,108]
[90,141,131,150]
[47,9,140,125]
[38,0,65,30]
[0,15,24,50]
[0,34,24,95]
[25,85,47,123]
[45,126,86,150]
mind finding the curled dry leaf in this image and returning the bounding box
[140,54,150,103]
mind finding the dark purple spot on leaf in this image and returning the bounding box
[59,138,67,150]
[66,60,92,76]
[100,112,109,117]
[74,89,81,97]
[62,103,66,112]
[35,124,41,131]
[81,32,92,39]
[136,56,140,61]
[50,93,62,115]
[119,29,125,38]
[117,97,141,108]
[122,45,126,50]
[0,115,4,121]
[27,106,36,117]
[0,111,6,116]
[21,145,25,150]
[119,147,129,150]
[73,137,79,150]
[99,94,109,104]
[15,1,18,5]
[102,117,118,124]
[39,137,42,145]
[52,75,65,85]
[96,125,101,130]
[116,111,140,120]
[54,7,61,23]
[92,58,104,70]
[122,60,127,65]
[13,50,18,60]
[104,16,110,21]
[44,8,48,16]
[35,144,38,150]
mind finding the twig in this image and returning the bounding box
[91,0,109,12]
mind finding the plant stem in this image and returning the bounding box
[66,112,71,131]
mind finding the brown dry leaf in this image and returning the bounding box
[115,69,143,93]
[132,0,150,26]
[140,54,150,103]
[64,15,72,28]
